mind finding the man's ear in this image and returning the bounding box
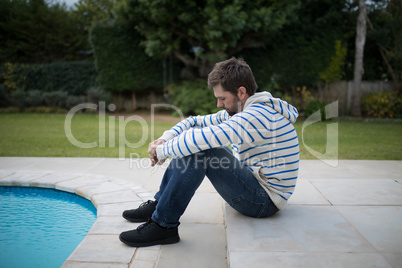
[237,86,248,101]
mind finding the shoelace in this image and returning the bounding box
[137,219,153,230]
[139,200,153,209]
[138,219,180,230]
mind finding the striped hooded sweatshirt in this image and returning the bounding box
[156,91,299,210]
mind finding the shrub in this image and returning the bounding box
[43,91,68,108]
[361,91,402,118]
[25,90,44,107]
[87,87,112,105]
[24,106,67,113]
[305,100,327,121]
[10,89,26,109]
[0,107,20,113]
[0,85,10,107]
[169,79,220,116]
[66,95,84,109]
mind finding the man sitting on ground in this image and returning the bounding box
[119,57,300,247]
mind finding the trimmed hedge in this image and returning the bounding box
[90,20,167,92]
[1,61,97,95]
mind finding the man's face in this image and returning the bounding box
[213,84,242,116]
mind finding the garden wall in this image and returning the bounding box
[316,81,394,115]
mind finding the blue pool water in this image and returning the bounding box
[0,187,97,268]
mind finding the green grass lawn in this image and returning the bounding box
[0,113,401,160]
[0,113,173,158]
[296,119,402,160]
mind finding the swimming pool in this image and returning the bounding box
[0,186,97,268]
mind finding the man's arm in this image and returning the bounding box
[159,110,229,142]
[155,112,252,162]
[148,139,166,167]
[151,110,229,166]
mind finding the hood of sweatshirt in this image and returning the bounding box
[243,91,299,123]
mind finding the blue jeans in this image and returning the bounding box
[152,147,278,227]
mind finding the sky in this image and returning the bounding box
[58,0,79,8]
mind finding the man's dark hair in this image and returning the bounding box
[207,57,258,96]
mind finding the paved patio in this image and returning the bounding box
[0,157,401,268]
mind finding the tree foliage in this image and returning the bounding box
[1,0,400,115]
[237,0,354,89]
[366,0,401,92]
[319,40,348,83]
[118,0,301,77]
[70,0,119,45]
[0,0,88,63]
[73,0,117,25]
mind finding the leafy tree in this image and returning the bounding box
[69,0,125,60]
[0,0,88,63]
[238,0,355,89]
[71,0,118,37]
[366,0,401,93]
[73,0,117,23]
[117,0,301,78]
[319,40,348,83]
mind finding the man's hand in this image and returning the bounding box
[148,139,166,167]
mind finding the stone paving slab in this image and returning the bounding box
[96,201,143,217]
[337,206,402,253]
[0,170,14,179]
[91,189,143,207]
[76,181,128,199]
[30,173,82,188]
[341,160,402,180]
[287,179,330,205]
[299,160,402,181]
[157,223,227,268]
[0,157,104,172]
[0,171,49,186]
[55,176,109,193]
[225,203,402,268]
[225,205,377,253]
[63,263,128,268]
[224,160,402,268]
[66,234,135,264]
[229,252,393,268]
[310,178,402,205]
[88,216,140,235]
[381,253,402,268]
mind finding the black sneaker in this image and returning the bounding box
[122,200,157,222]
[119,219,180,247]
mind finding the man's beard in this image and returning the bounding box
[226,100,242,116]
[226,109,237,116]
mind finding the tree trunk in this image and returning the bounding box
[351,0,367,116]
[366,16,401,94]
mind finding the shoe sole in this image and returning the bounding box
[122,215,149,223]
[119,234,180,247]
